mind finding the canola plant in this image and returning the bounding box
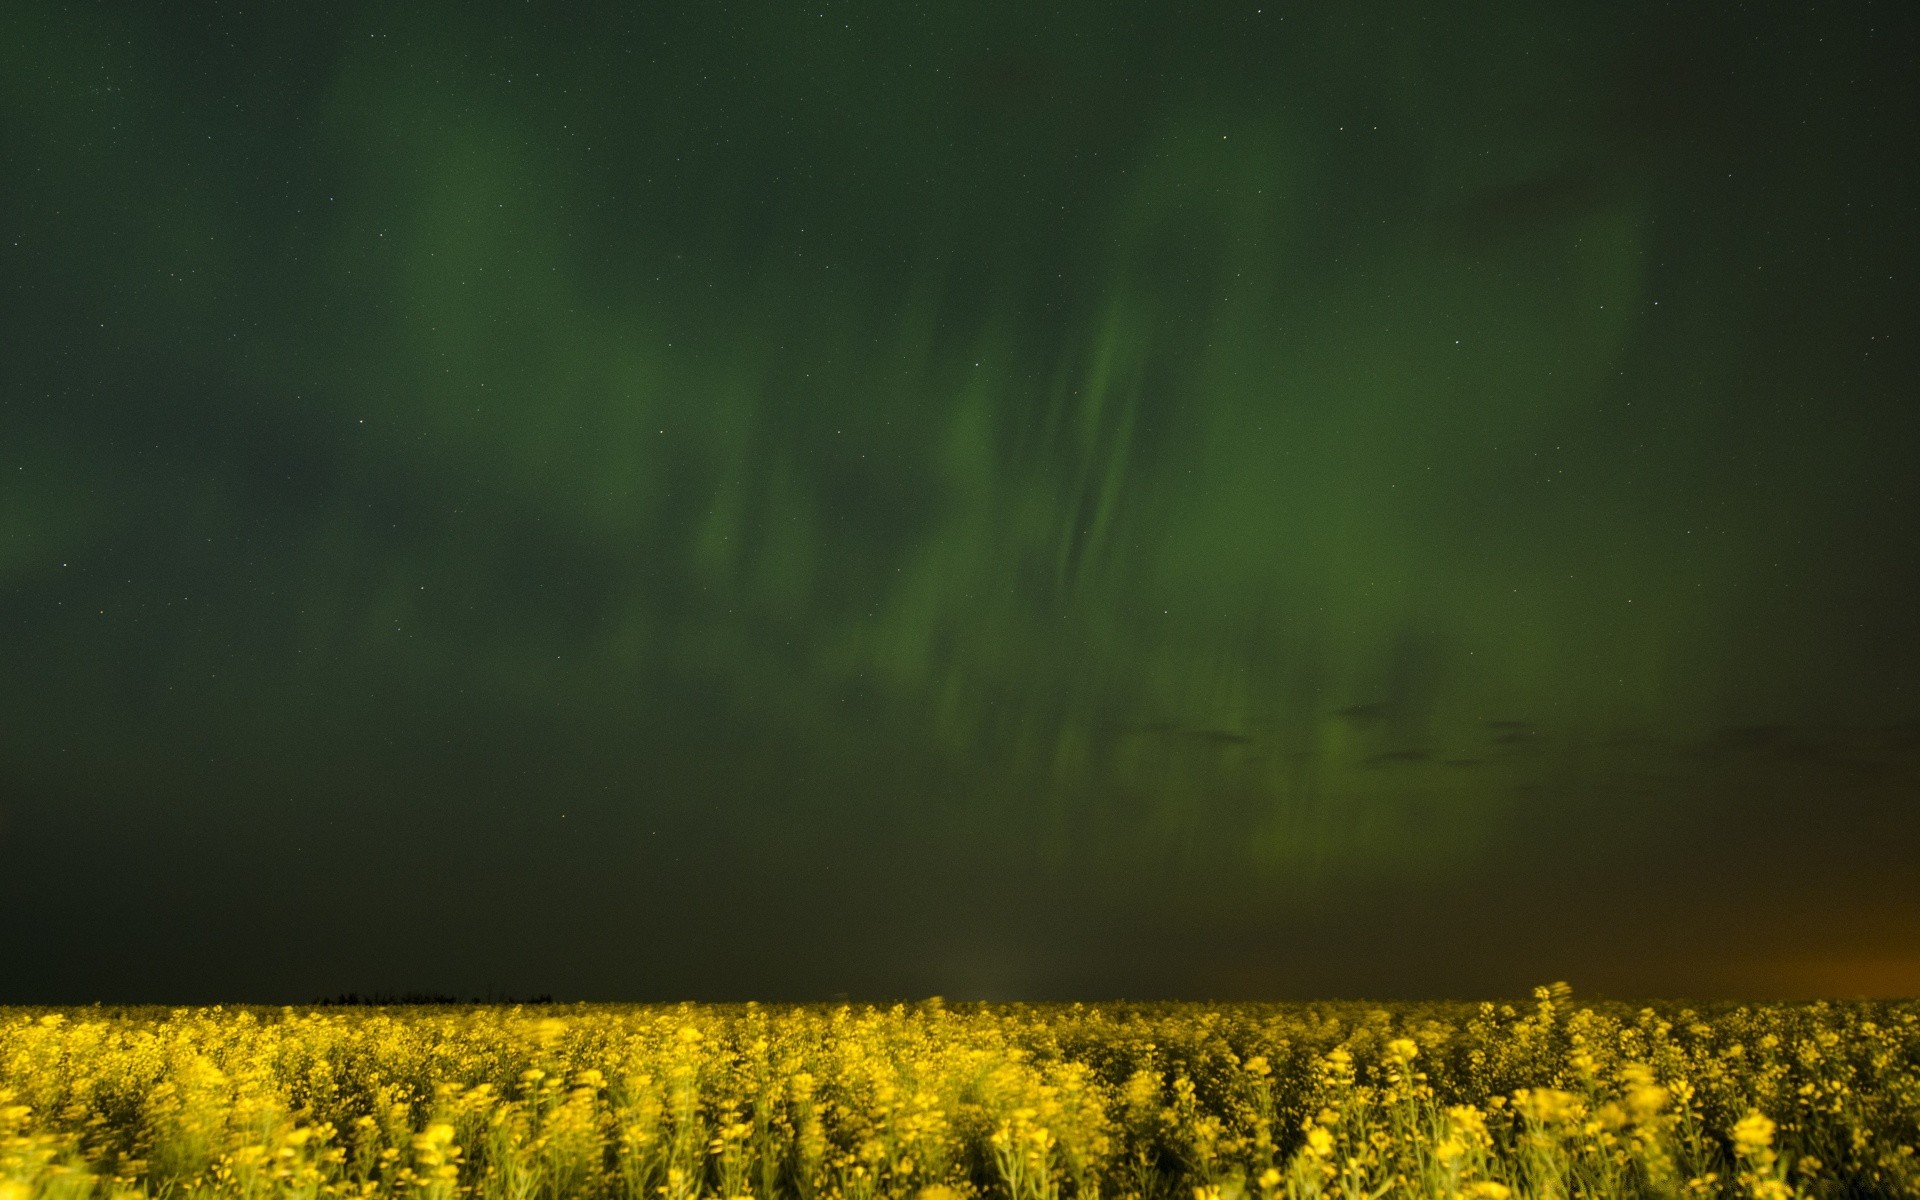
[2,986,1916,1200]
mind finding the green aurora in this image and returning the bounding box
[2,2,1916,1001]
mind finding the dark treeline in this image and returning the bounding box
[313,991,559,1006]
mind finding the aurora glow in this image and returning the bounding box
[2,2,1915,1002]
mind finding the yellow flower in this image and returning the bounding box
[1619,1063,1668,1121]
[1514,1088,1581,1126]
[1447,1105,1490,1145]
[1731,1112,1775,1159]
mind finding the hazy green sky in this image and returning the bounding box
[3,1,1916,1003]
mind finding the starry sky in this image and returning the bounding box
[3,1,1917,1004]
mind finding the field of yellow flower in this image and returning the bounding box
[3,986,1915,1200]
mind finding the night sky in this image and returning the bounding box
[3,2,1917,1004]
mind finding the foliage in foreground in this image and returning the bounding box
[2,986,1917,1200]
